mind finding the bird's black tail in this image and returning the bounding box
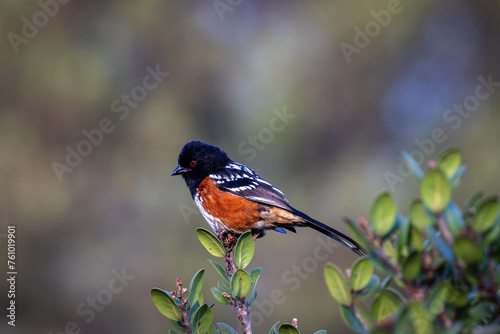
[292,209,366,256]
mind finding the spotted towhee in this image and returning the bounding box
[171,140,365,256]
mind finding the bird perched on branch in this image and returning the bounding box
[172,140,365,256]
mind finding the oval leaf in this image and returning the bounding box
[250,267,262,284]
[371,192,397,237]
[339,304,366,333]
[358,274,380,298]
[410,200,433,231]
[324,263,352,305]
[421,170,451,213]
[230,269,251,299]
[217,322,238,334]
[437,149,461,179]
[212,287,230,305]
[453,237,484,264]
[278,324,300,334]
[268,321,280,334]
[234,231,255,269]
[426,226,454,262]
[402,151,424,179]
[472,197,499,233]
[197,228,226,257]
[151,288,183,321]
[371,289,401,323]
[403,251,421,280]
[409,302,432,334]
[208,260,229,281]
[191,304,213,334]
[351,258,374,291]
[188,269,205,308]
[443,201,465,236]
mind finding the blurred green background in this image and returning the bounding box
[1,0,499,333]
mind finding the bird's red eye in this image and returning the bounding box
[190,160,197,167]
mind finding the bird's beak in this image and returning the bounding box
[171,164,189,176]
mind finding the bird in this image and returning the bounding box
[171,140,365,256]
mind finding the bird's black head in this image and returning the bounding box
[171,140,231,197]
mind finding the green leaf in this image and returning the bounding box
[453,237,483,264]
[464,192,484,212]
[371,289,401,323]
[383,239,398,264]
[410,200,433,231]
[217,322,238,334]
[408,226,424,251]
[358,274,380,298]
[234,231,255,269]
[324,263,352,305]
[351,258,374,291]
[249,288,258,306]
[230,269,251,299]
[343,216,369,250]
[397,217,411,256]
[268,321,280,334]
[188,269,205,308]
[437,149,461,179]
[278,324,300,334]
[421,170,452,213]
[443,202,465,236]
[380,277,391,291]
[211,287,229,305]
[449,165,467,186]
[249,268,262,306]
[218,281,230,295]
[191,304,213,334]
[371,192,397,237]
[483,217,500,246]
[150,288,183,321]
[472,196,499,233]
[250,267,262,284]
[208,260,229,281]
[340,304,366,333]
[196,228,226,257]
[408,302,432,334]
[402,151,424,179]
[426,281,453,316]
[403,251,421,280]
[426,226,454,262]
[171,319,188,333]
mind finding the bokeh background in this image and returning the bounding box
[1,0,500,333]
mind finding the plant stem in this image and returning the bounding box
[219,231,252,334]
[175,277,192,334]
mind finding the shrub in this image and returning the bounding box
[151,149,500,333]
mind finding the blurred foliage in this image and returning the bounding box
[326,149,500,333]
[1,1,500,333]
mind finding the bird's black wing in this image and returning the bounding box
[211,162,293,212]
